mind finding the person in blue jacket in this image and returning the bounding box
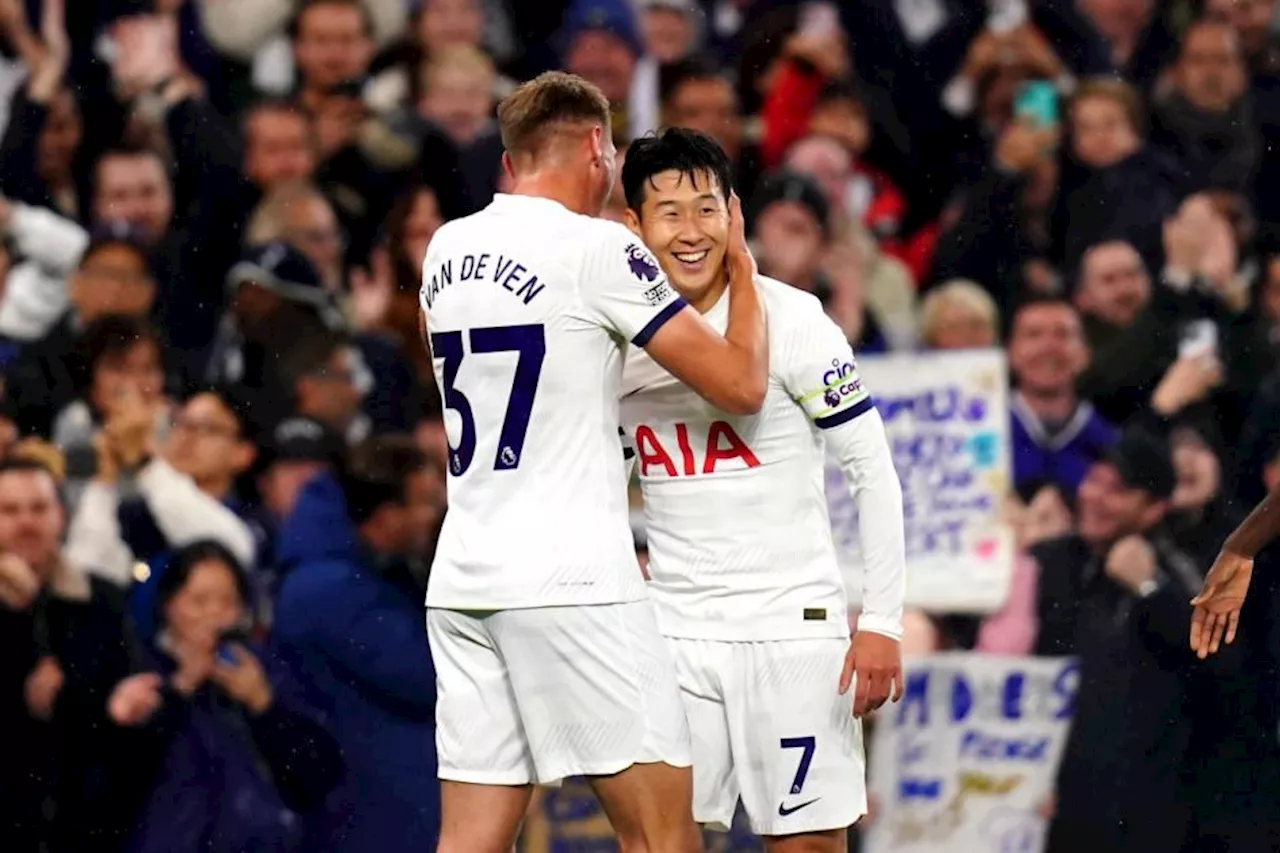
[106,540,343,853]
[270,434,444,852]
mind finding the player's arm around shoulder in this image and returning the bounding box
[633,194,769,414]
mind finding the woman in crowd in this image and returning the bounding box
[107,540,343,853]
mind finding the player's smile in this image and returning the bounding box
[670,247,712,275]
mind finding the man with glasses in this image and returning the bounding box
[62,385,262,641]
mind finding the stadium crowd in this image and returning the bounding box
[2,0,1280,850]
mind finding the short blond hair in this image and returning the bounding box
[420,45,495,95]
[1070,76,1144,135]
[497,71,611,157]
[919,279,999,345]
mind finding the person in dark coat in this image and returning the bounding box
[1054,77,1179,273]
[1072,239,1182,424]
[1149,19,1261,197]
[270,435,443,852]
[0,456,139,853]
[107,540,343,853]
[7,231,160,438]
[1031,430,1202,853]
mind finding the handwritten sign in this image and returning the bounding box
[828,349,1014,612]
[518,779,762,852]
[864,654,1079,853]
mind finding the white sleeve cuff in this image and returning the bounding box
[856,613,904,641]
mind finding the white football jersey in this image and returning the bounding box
[422,194,688,610]
[621,276,902,642]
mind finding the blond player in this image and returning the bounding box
[619,128,906,852]
[420,74,769,853]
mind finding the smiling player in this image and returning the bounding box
[619,128,906,852]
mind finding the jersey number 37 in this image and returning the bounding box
[431,324,546,475]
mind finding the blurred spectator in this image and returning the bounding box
[201,1,400,104]
[91,15,246,371]
[0,0,81,219]
[1073,239,1181,421]
[206,241,343,430]
[919,279,1000,350]
[557,0,645,141]
[1008,296,1117,496]
[933,116,1062,313]
[0,194,89,354]
[1061,0,1178,89]
[749,169,887,350]
[631,0,700,139]
[0,457,137,852]
[257,415,345,525]
[1150,18,1259,195]
[8,234,157,438]
[241,100,318,197]
[275,328,369,444]
[61,382,261,640]
[659,56,760,200]
[784,133,919,347]
[108,541,343,853]
[290,0,378,114]
[374,185,446,379]
[1165,420,1243,570]
[1056,77,1178,271]
[50,316,171,504]
[416,46,504,208]
[271,435,443,853]
[366,0,516,116]
[246,188,348,293]
[640,0,699,65]
[289,0,463,256]
[1033,430,1202,853]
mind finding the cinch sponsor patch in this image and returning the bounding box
[643,281,673,306]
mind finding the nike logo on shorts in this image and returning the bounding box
[778,798,821,816]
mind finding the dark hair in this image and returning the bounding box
[622,127,734,211]
[659,56,730,107]
[182,383,256,443]
[288,0,375,39]
[382,184,439,291]
[497,71,612,157]
[276,327,348,397]
[79,235,153,275]
[242,98,311,135]
[94,145,171,196]
[75,315,161,394]
[341,434,428,525]
[1010,294,1078,323]
[815,78,865,111]
[155,540,249,619]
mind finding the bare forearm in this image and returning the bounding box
[720,256,768,400]
[1224,483,1280,559]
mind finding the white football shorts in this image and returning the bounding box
[428,601,692,785]
[671,636,866,837]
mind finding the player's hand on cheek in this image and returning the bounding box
[839,631,904,718]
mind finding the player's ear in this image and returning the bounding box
[623,206,643,237]
[589,125,605,165]
[501,151,515,180]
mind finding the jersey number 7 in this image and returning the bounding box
[431,324,546,476]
